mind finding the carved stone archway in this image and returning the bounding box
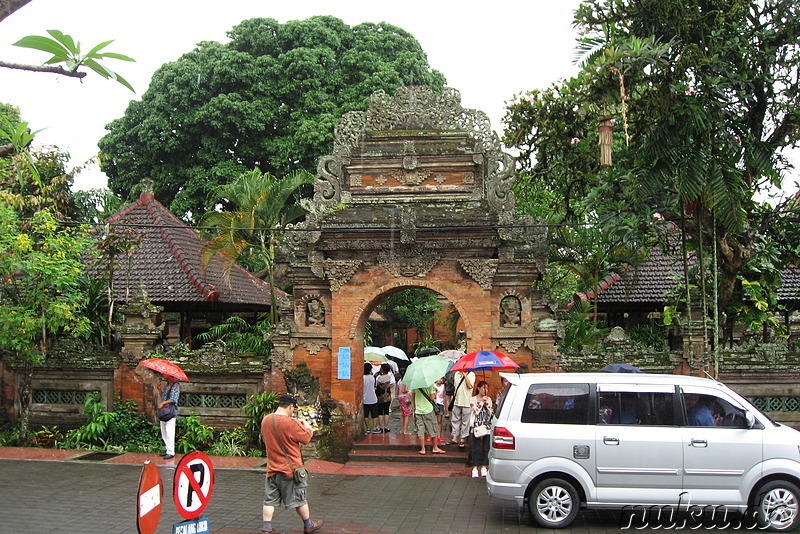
[274,86,552,436]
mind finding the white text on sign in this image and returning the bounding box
[172,517,209,534]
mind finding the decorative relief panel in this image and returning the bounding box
[378,245,439,278]
[393,169,431,186]
[322,259,363,291]
[499,339,524,354]
[291,338,330,355]
[297,294,326,327]
[500,296,522,328]
[458,259,499,290]
[401,206,416,244]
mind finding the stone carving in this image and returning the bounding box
[271,347,294,371]
[378,245,439,278]
[401,206,416,244]
[307,86,508,216]
[500,339,524,353]
[458,259,499,290]
[313,155,343,209]
[322,259,363,291]
[393,169,431,186]
[608,326,627,342]
[316,237,497,251]
[296,338,329,355]
[306,298,325,327]
[501,296,522,328]
[487,151,517,237]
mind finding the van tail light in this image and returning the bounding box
[492,426,515,450]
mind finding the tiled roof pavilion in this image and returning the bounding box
[99,188,279,312]
[579,236,800,312]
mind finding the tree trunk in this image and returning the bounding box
[16,360,32,446]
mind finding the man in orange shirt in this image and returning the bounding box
[260,394,324,534]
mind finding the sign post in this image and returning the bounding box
[172,452,214,534]
[137,461,163,534]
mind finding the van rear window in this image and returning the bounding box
[522,383,590,425]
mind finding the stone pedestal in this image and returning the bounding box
[116,296,165,365]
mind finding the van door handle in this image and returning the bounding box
[603,436,619,445]
[690,439,708,447]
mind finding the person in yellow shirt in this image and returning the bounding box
[411,385,446,455]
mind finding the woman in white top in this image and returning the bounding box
[363,362,379,434]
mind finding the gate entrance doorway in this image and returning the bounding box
[273,86,553,432]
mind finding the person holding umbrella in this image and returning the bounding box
[411,384,446,455]
[403,354,451,455]
[140,358,189,460]
[157,374,180,459]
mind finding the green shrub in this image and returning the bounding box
[207,427,249,456]
[628,324,668,350]
[60,393,161,452]
[241,391,278,448]
[176,413,215,453]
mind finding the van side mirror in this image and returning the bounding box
[745,411,756,429]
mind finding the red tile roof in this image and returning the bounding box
[96,192,279,309]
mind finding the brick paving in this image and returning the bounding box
[0,451,747,534]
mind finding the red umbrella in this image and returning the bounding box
[139,358,190,381]
[450,350,520,373]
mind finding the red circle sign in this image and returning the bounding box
[173,452,215,519]
[137,461,163,534]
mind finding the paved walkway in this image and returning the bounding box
[0,447,751,534]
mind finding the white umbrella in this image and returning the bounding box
[438,349,465,362]
[381,346,409,361]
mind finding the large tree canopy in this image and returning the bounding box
[504,0,800,331]
[99,16,446,221]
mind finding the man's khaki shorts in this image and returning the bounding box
[264,471,308,509]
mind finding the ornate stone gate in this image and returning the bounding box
[273,86,554,433]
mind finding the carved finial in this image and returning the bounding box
[141,178,155,199]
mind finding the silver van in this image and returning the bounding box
[487,372,800,531]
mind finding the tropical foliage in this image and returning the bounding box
[380,288,443,340]
[199,167,313,321]
[0,206,94,443]
[504,0,800,341]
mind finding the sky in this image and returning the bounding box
[0,0,583,191]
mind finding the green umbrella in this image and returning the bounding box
[402,355,451,390]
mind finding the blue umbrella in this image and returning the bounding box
[600,363,642,373]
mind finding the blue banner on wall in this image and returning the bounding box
[337,347,351,380]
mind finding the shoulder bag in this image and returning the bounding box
[447,375,466,412]
[270,415,308,484]
[156,384,177,422]
[472,401,492,437]
[418,388,442,416]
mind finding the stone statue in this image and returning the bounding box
[501,297,521,328]
[306,299,325,326]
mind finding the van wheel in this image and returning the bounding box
[755,480,800,531]
[529,478,580,529]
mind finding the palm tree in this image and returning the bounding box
[551,221,644,324]
[199,168,313,322]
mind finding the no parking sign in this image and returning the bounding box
[173,452,215,520]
